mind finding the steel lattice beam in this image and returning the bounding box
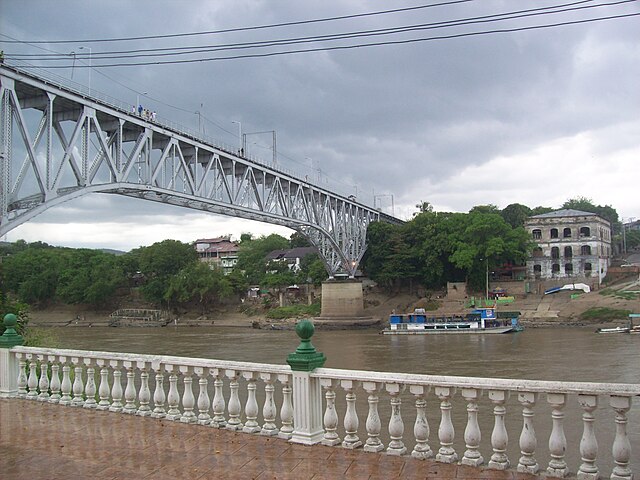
[0,64,402,276]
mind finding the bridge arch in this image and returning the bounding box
[0,64,401,276]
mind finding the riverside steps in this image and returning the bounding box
[1,315,640,479]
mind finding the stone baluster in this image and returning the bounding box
[71,357,85,407]
[137,360,151,417]
[151,362,166,419]
[386,383,407,455]
[108,360,124,413]
[93,360,110,409]
[59,357,72,406]
[209,368,226,427]
[225,369,243,430]
[362,381,383,452]
[165,365,181,421]
[36,354,50,401]
[546,392,568,477]
[461,387,483,467]
[179,365,196,423]
[577,394,598,480]
[278,374,293,440]
[320,378,341,446]
[260,373,278,436]
[27,354,38,399]
[435,386,457,463]
[83,358,97,409]
[341,379,362,449]
[517,392,539,474]
[123,361,137,414]
[410,385,433,460]
[16,353,28,397]
[488,389,510,470]
[242,371,260,433]
[95,359,110,411]
[610,395,633,480]
[48,356,61,404]
[194,367,211,425]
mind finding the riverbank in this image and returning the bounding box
[26,283,638,330]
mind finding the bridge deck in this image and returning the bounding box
[1,398,544,480]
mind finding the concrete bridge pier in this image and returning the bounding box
[316,279,379,327]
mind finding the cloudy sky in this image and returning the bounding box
[1,0,639,251]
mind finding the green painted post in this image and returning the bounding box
[0,313,25,397]
[286,319,326,371]
[286,319,326,444]
[0,313,25,348]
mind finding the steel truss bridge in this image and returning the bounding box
[0,64,401,276]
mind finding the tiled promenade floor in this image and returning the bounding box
[1,398,547,480]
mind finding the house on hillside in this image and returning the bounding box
[193,237,239,275]
[265,247,316,273]
[525,209,611,284]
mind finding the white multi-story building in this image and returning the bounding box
[525,209,611,284]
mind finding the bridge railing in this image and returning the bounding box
[0,325,638,478]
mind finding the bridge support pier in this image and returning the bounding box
[316,280,379,326]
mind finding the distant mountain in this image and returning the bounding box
[99,248,127,256]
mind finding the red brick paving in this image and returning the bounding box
[0,398,549,479]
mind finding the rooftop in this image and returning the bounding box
[529,209,597,219]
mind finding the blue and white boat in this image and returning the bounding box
[382,307,523,335]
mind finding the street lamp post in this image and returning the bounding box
[373,194,395,216]
[485,257,489,303]
[231,121,242,153]
[78,46,91,95]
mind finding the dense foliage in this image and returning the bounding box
[0,231,327,314]
[363,206,532,291]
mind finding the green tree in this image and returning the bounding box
[530,206,554,216]
[469,204,500,215]
[137,240,198,304]
[501,203,532,228]
[562,197,619,233]
[289,232,311,248]
[297,253,328,286]
[262,261,297,307]
[164,262,232,313]
[235,234,289,285]
[57,250,126,307]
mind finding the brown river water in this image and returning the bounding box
[48,324,639,473]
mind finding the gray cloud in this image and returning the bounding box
[2,0,639,249]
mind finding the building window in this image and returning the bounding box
[533,247,543,258]
[552,263,560,274]
[564,246,572,258]
[533,264,542,276]
[565,263,573,275]
[532,229,542,240]
[580,226,590,237]
[551,247,560,259]
[550,228,559,239]
[585,263,592,276]
[563,228,572,238]
[581,245,591,255]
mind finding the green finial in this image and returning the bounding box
[0,313,25,348]
[287,319,326,371]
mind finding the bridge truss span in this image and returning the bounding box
[0,64,401,276]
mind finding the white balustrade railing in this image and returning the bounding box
[1,345,639,479]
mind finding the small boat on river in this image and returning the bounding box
[381,307,523,335]
[595,326,630,334]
